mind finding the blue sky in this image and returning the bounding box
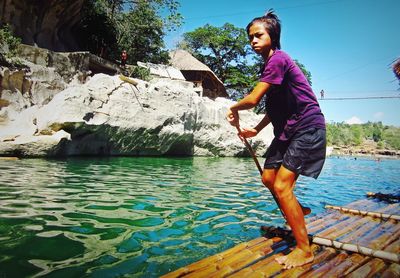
[165,0,400,126]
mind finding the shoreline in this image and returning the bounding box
[328,145,400,159]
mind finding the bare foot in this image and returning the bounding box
[275,247,314,269]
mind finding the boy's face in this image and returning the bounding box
[248,22,272,56]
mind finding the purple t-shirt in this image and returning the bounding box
[260,50,325,141]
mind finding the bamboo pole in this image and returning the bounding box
[0,156,19,160]
[119,74,138,85]
[316,216,369,239]
[381,263,400,278]
[234,125,287,220]
[346,258,387,278]
[348,199,381,212]
[356,220,398,249]
[323,253,367,277]
[338,220,380,243]
[342,255,371,276]
[306,212,349,234]
[325,205,400,221]
[300,253,349,278]
[379,203,400,216]
[345,199,374,209]
[369,223,400,250]
[311,236,399,263]
[384,238,400,253]
[274,246,336,278]
[261,226,400,263]
[161,237,276,278]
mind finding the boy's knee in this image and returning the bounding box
[273,181,291,197]
[261,171,274,189]
[273,176,295,198]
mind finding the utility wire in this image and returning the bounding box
[184,0,346,20]
[320,96,400,101]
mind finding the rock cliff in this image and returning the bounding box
[0,0,84,51]
[0,47,274,157]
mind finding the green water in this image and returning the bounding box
[0,156,399,277]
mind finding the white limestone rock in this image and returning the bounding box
[0,73,273,157]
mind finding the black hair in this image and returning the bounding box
[246,9,281,50]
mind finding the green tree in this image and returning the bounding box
[294,59,312,86]
[350,124,363,145]
[75,0,118,59]
[0,24,21,54]
[118,1,169,64]
[0,23,22,68]
[75,0,182,63]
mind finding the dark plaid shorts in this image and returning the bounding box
[264,127,326,179]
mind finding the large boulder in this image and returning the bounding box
[0,74,273,157]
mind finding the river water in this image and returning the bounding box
[0,156,399,277]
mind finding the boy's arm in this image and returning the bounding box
[227,82,271,127]
[231,82,271,111]
[255,113,271,132]
[240,113,271,138]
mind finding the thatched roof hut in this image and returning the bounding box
[169,50,228,99]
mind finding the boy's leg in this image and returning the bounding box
[273,165,314,269]
[290,180,312,216]
[262,170,311,216]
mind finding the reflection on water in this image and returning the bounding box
[0,156,399,277]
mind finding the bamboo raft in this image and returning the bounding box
[162,192,400,277]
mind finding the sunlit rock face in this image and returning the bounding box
[0,73,273,157]
[0,0,84,51]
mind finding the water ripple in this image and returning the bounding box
[0,156,399,277]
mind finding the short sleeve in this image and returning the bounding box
[260,52,287,85]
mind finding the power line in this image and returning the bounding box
[184,0,346,20]
[320,96,400,101]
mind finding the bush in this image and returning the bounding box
[326,122,400,150]
[0,24,21,58]
[128,66,151,81]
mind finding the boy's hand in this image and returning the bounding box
[239,128,258,138]
[226,109,239,127]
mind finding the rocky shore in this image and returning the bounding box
[330,143,400,158]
